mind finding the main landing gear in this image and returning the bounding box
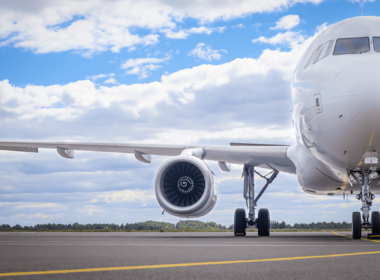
[350,171,380,239]
[234,164,279,237]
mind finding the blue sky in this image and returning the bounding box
[0,0,379,227]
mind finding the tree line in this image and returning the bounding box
[270,221,352,230]
[0,221,175,231]
[0,220,226,231]
[0,220,351,231]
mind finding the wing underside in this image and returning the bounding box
[0,141,296,174]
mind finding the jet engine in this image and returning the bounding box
[155,155,217,218]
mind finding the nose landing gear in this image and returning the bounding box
[350,171,380,239]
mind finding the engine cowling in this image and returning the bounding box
[155,155,217,218]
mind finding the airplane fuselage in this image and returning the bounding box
[287,16,380,195]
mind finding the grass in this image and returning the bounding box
[0,228,362,233]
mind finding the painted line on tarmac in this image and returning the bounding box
[361,238,380,243]
[331,231,380,243]
[331,232,351,238]
[1,250,380,277]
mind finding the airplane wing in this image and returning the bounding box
[0,141,296,174]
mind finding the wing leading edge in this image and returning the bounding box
[0,141,296,174]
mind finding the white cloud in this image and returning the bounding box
[90,190,156,204]
[0,0,323,55]
[0,28,316,123]
[270,15,300,30]
[121,56,171,79]
[0,21,341,226]
[253,23,328,48]
[232,24,245,28]
[188,43,227,61]
[104,77,118,85]
[88,73,115,82]
[253,31,306,48]
[14,203,61,209]
[161,26,226,39]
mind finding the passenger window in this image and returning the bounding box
[373,37,380,52]
[333,37,370,55]
[304,44,324,69]
[313,40,334,64]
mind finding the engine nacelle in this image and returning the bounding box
[155,155,217,218]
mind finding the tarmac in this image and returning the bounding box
[0,231,380,279]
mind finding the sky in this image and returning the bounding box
[0,0,379,227]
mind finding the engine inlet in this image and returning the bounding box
[162,162,205,207]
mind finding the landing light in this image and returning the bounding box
[364,152,378,164]
[370,172,378,180]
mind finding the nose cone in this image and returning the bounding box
[333,62,380,141]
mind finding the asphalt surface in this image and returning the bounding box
[0,231,380,279]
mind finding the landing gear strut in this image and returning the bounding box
[234,164,278,237]
[350,171,380,239]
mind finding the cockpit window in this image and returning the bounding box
[313,40,334,64]
[373,37,380,52]
[333,37,370,55]
[304,44,323,68]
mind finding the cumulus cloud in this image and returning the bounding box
[253,31,306,48]
[0,26,318,125]
[14,203,60,209]
[121,56,171,79]
[0,0,322,55]
[161,26,226,39]
[88,73,117,84]
[253,23,328,49]
[104,77,118,85]
[1,20,343,227]
[188,43,227,61]
[270,15,300,30]
[90,190,156,204]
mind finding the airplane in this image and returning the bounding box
[0,16,378,239]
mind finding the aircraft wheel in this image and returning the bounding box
[352,212,362,239]
[258,208,270,236]
[234,208,246,236]
[372,211,380,235]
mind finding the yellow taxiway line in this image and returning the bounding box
[1,249,380,277]
[331,231,380,243]
[331,231,350,238]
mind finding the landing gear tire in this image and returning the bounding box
[234,208,246,236]
[352,212,362,240]
[372,211,380,235]
[257,208,270,237]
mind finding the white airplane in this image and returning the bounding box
[1,16,378,239]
